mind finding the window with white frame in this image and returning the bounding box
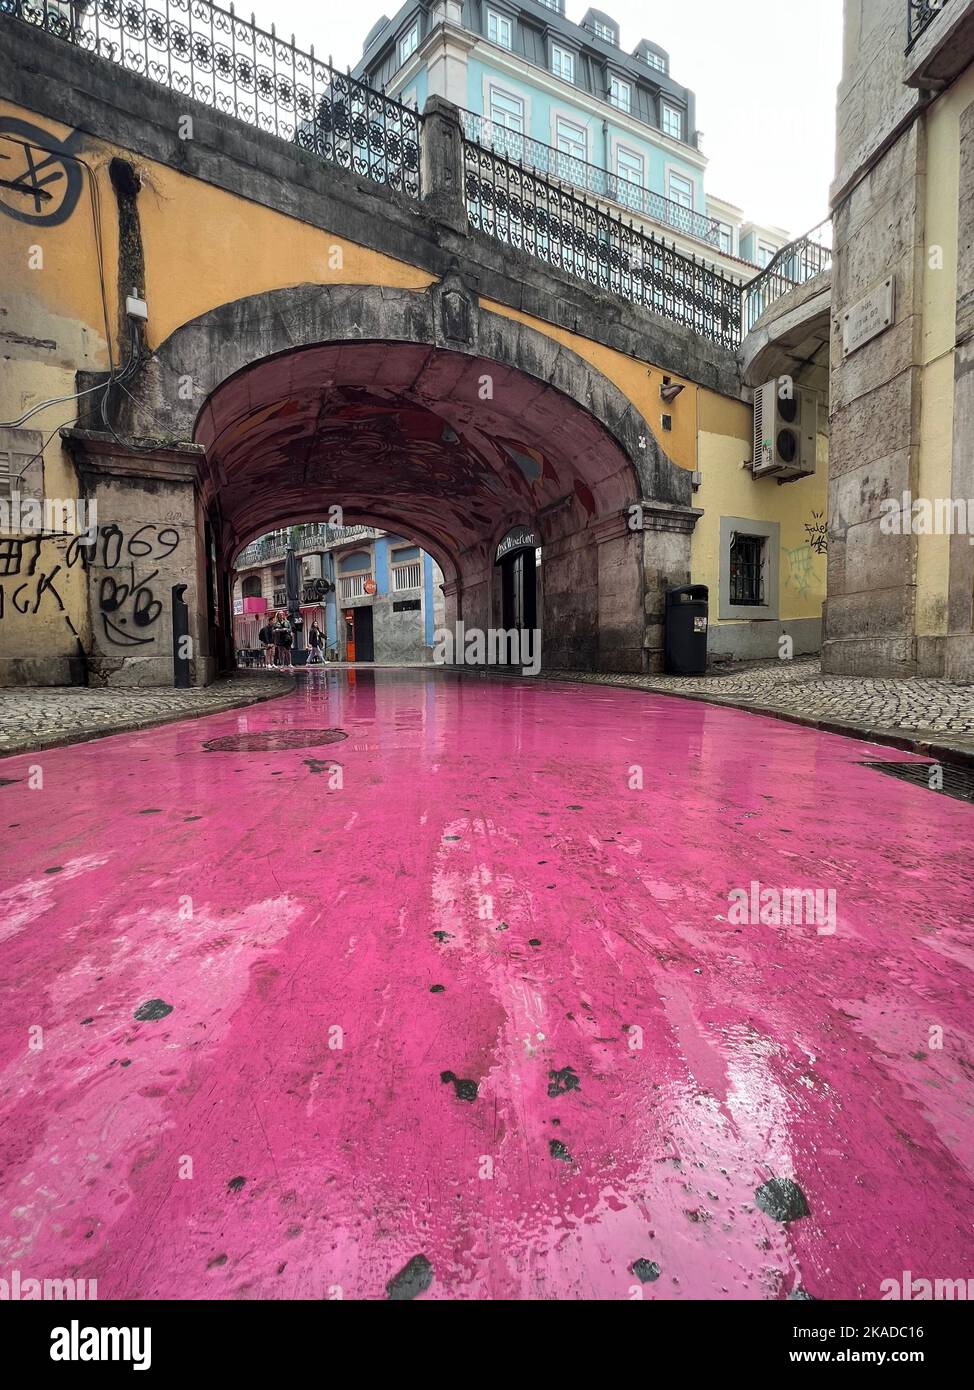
[489,87,524,132]
[615,146,644,211]
[661,102,684,140]
[716,221,733,254]
[642,50,666,74]
[757,241,777,268]
[398,22,419,66]
[488,87,525,159]
[338,550,373,600]
[555,116,587,169]
[608,76,632,113]
[487,9,513,49]
[391,549,423,591]
[667,170,693,209]
[551,44,575,83]
[592,19,616,43]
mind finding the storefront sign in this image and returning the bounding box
[495,525,538,564]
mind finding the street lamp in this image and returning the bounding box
[285,537,305,662]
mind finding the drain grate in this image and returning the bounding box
[202,729,347,752]
[859,760,974,805]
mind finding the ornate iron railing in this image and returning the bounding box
[741,218,832,335]
[463,141,742,350]
[461,111,722,249]
[907,0,950,50]
[236,524,376,567]
[1,0,422,196]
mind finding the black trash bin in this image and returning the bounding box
[665,584,709,675]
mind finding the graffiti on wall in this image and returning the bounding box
[804,511,828,556]
[0,534,79,623]
[0,118,83,226]
[0,524,182,649]
[90,524,181,648]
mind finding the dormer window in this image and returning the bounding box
[593,20,616,44]
[609,75,632,113]
[661,101,684,140]
[551,44,576,83]
[487,9,514,50]
[642,51,666,74]
[398,22,419,67]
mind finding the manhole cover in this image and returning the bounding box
[202,729,348,752]
[859,760,974,805]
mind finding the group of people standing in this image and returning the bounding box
[256,614,326,668]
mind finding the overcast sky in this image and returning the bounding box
[266,0,842,236]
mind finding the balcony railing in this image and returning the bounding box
[463,140,742,350]
[236,524,376,568]
[461,111,721,249]
[907,0,950,49]
[741,218,833,336]
[3,0,422,196]
[339,573,373,600]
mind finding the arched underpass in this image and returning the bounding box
[73,282,703,682]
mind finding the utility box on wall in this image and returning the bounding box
[752,381,817,479]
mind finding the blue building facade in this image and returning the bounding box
[232,527,442,662]
[353,1,789,269]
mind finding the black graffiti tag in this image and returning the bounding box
[93,524,181,647]
[98,572,164,646]
[0,119,83,226]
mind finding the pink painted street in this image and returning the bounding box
[1,670,972,1302]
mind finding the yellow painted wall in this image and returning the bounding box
[914,67,974,637]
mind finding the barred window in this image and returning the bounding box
[729,534,766,606]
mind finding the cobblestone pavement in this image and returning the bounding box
[545,657,974,761]
[0,670,293,756]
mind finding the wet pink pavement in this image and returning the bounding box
[1,668,973,1301]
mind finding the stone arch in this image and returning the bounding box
[96,279,698,675]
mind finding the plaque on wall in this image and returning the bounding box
[841,277,895,357]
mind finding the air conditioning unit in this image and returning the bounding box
[751,380,817,480]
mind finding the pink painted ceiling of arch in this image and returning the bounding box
[194,342,639,565]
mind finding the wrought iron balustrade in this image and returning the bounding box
[463,140,742,350]
[236,524,376,567]
[907,0,950,49]
[2,0,422,196]
[461,111,721,248]
[741,219,832,336]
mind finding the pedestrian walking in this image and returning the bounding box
[276,612,294,670]
[307,621,324,664]
[258,618,276,668]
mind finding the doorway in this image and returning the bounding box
[500,548,538,634]
[344,606,375,663]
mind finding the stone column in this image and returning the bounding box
[420,95,468,234]
[64,430,211,688]
[945,98,974,683]
[639,500,704,674]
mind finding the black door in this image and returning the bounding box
[501,549,537,635]
[355,605,375,662]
